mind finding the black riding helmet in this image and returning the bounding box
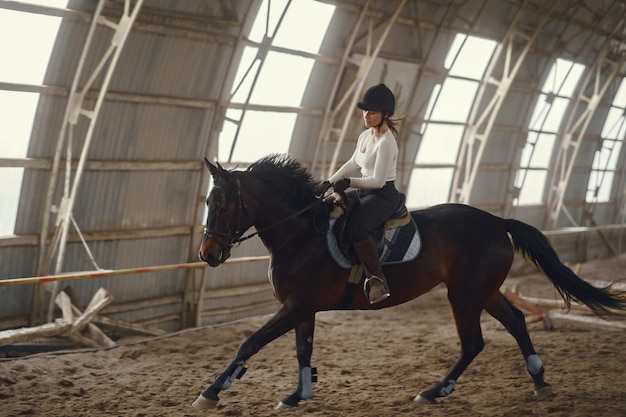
[357,84,395,115]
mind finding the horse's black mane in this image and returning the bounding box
[246,154,331,228]
[247,154,319,203]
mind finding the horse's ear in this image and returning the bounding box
[205,158,236,184]
[204,157,221,178]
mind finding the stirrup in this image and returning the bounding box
[363,276,390,304]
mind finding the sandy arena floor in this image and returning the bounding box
[2,255,626,417]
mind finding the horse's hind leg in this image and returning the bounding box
[276,315,317,409]
[415,303,485,404]
[484,292,553,398]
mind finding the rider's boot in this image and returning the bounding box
[353,236,390,304]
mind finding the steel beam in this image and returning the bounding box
[32,0,145,324]
[450,1,556,204]
[545,44,625,229]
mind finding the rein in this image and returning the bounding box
[234,198,322,245]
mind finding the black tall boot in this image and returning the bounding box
[352,236,390,304]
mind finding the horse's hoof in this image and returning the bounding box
[192,394,218,409]
[275,401,295,410]
[413,394,436,404]
[534,385,553,399]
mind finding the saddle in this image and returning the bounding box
[328,193,420,268]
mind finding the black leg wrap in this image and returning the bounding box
[280,391,301,407]
[201,387,220,402]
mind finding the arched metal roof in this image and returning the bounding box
[1,0,626,331]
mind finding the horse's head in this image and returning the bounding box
[199,158,256,267]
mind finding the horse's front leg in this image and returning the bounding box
[276,315,316,409]
[192,305,298,409]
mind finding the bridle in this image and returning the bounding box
[203,180,323,251]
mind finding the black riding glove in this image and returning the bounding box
[317,180,332,197]
[332,178,351,193]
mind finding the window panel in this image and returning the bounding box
[612,79,626,108]
[229,111,296,162]
[272,1,335,54]
[0,9,63,84]
[248,0,290,42]
[249,52,313,106]
[429,78,478,123]
[519,132,555,168]
[448,36,496,79]
[230,47,260,103]
[217,109,242,162]
[600,107,625,139]
[516,170,547,205]
[406,168,453,208]
[444,34,466,70]
[0,91,39,157]
[415,124,463,164]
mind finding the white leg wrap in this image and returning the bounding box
[300,367,314,400]
[526,354,543,375]
[439,380,456,397]
[221,362,245,390]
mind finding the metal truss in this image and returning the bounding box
[544,38,625,230]
[450,1,556,205]
[32,0,145,323]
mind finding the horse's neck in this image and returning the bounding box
[252,197,316,253]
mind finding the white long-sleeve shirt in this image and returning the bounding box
[328,129,398,189]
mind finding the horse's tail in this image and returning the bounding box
[504,218,626,315]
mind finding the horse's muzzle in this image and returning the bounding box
[198,241,231,267]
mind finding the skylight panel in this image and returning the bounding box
[249,52,314,106]
[519,132,556,168]
[248,0,290,42]
[612,80,626,108]
[217,108,242,162]
[230,47,260,103]
[515,57,584,206]
[0,8,64,83]
[516,170,547,205]
[447,36,497,79]
[444,34,466,70]
[229,111,296,162]
[406,168,454,208]
[428,78,478,123]
[0,3,66,236]
[272,1,334,54]
[542,58,584,96]
[0,91,39,157]
[585,77,626,203]
[600,107,626,139]
[415,124,463,164]
[218,0,335,164]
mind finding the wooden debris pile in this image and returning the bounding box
[0,287,166,352]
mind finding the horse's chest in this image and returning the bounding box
[267,261,298,301]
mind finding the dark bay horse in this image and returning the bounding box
[193,154,626,410]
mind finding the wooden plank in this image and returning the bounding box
[549,311,626,329]
[68,304,115,348]
[70,288,113,334]
[55,291,74,323]
[0,320,70,347]
[93,315,166,336]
